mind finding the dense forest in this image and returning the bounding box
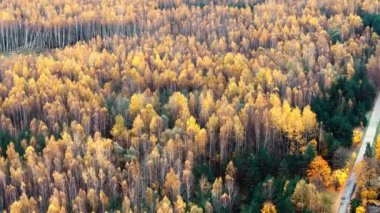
[0,0,380,212]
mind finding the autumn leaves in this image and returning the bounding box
[0,0,380,212]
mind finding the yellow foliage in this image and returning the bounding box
[309,139,317,151]
[157,196,173,213]
[111,114,126,139]
[270,100,316,153]
[211,177,223,198]
[348,14,363,28]
[333,168,348,187]
[9,193,38,213]
[361,189,378,200]
[307,156,333,187]
[174,196,186,213]
[353,128,363,145]
[0,11,13,22]
[189,205,203,213]
[168,92,190,121]
[302,106,317,133]
[261,201,277,213]
[186,116,201,137]
[309,17,319,27]
[164,169,180,199]
[195,129,208,155]
[355,205,366,213]
[132,114,144,135]
[0,0,376,211]
[132,53,145,70]
[129,93,147,120]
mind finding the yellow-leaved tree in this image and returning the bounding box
[352,128,363,145]
[261,201,277,213]
[332,168,348,188]
[164,168,181,201]
[355,206,366,213]
[307,156,333,187]
[111,114,128,145]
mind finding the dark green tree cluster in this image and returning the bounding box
[0,128,45,156]
[360,11,380,35]
[192,146,316,212]
[312,60,376,153]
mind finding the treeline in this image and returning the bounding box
[0,0,373,52]
[0,0,258,52]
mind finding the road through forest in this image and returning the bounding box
[337,94,380,213]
